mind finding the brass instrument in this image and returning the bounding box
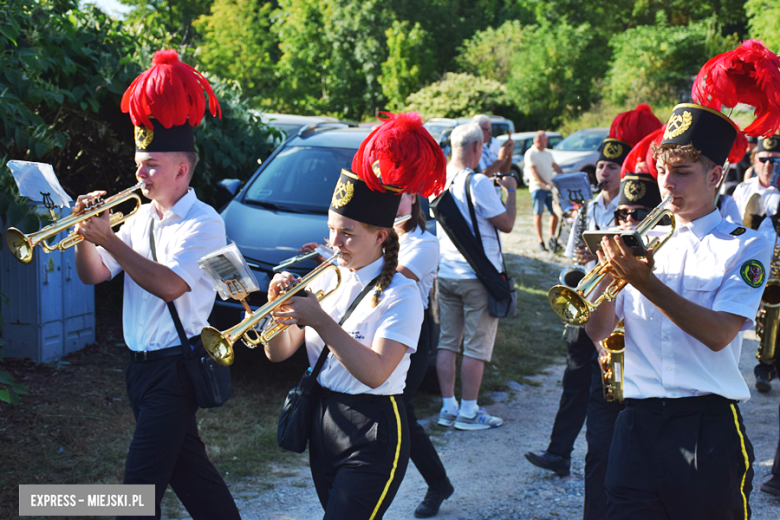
[548,195,675,326]
[742,192,765,231]
[599,321,625,402]
[5,182,145,264]
[756,238,780,365]
[201,252,343,366]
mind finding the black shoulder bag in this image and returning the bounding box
[150,220,232,408]
[464,173,517,318]
[277,275,379,453]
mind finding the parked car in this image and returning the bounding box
[424,116,515,158]
[209,125,439,364]
[496,131,563,187]
[250,112,358,147]
[550,127,610,186]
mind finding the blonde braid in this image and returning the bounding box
[371,228,399,308]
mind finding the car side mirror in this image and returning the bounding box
[216,178,241,207]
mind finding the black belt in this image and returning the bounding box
[129,345,183,362]
[625,394,736,413]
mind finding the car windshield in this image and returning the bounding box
[554,130,609,151]
[424,123,453,136]
[269,123,305,137]
[244,146,356,213]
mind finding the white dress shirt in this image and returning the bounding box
[437,168,507,279]
[564,191,619,267]
[97,189,226,352]
[398,226,439,310]
[733,176,780,219]
[615,210,771,400]
[304,256,423,395]
[718,194,742,225]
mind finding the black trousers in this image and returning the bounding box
[402,310,448,488]
[121,355,240,520]
[583,351,623,520]
[605,395,754,520]
[547,327,596,458]
[310,389,409,520]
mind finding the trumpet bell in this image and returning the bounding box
[202,326,235,366]
[560,265,587,288]
[548,285,591,326]
[6,227,33,264]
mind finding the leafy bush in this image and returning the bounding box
[380,20,435,111]
[404,72,520,123]
[746,0,780,53]
[456,20,530,84]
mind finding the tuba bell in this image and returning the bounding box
[201,252,342,366]
[548,195,675,326]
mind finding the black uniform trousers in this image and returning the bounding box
[583,351,623,520]
[547,327,596,458]
[402,309,449,488]
[121,354,240,520]
[605,395,754,520]
[310,387,410,520]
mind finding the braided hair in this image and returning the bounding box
[365,227,400,308]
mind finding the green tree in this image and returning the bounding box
[380,20,435,111]
[193,0,278,106]
[606,17,738,106]
[404,72,519,122]
[119,0,213,45]
[456,19,529,83]
[505,22,604,128]
[746,0,780,53]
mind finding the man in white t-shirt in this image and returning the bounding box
[471,114,513,177]
[436,123,517,430]
[524,131,563,251]
[732,135,780,229]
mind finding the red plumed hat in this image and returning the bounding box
[121,50,221,131]
[729,130,748,164]
[610,104,663,147]
[352,111,447,197]
[692,39,780,137]
[622,128,665,179]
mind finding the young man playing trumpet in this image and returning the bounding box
[585,104,772,519]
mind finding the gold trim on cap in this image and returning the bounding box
[663,111,693,140]
[671,103,739,131]
[603,141,624,159]
[134,126,154,149]
[623,180,646,201]
[339,169,403,193]
[331,178,354,208]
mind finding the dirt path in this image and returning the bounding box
[184,209,780,520]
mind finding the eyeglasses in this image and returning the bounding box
[481,126,492,134]
[614,208,650,223]
[758,157,779,163]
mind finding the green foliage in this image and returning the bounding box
[605,17,739,106]
[380,20,435,111]
[558,100,675,136]
[119,0,212,45]
[193,0,278,106]
[746,0,780,53]
[456,20,529,83]
[404,72,519,122]
[505,22,605,129]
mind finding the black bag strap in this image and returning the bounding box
[308,274,380,379]
[148,218,193,355]
[464,171,509,275]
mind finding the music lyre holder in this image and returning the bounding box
[222,276,253,314]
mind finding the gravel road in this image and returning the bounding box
[170,207,780,520]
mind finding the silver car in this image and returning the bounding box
[550,127,610,186]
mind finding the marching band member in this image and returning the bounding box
[73,51,240,519]
[584,173,660,520]
[264,112,445,520]
[585,103,772,519]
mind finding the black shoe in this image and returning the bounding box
[548,237,563,253]
[756,372,772,393]
[538,242,547,251]
[414,478,454,518]
[524,451,571,477]
[760,476,780,497]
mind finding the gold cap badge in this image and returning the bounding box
[663,111,693,140]
[331,179,354,208]
[134,126,154,150]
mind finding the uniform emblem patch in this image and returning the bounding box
[663,111,692,140]
[134,125,154,150]
[331,179,354,208]
[730,227,746,236]
[740,260,765,288]
[624,180,646,202]
[603,142,623,159]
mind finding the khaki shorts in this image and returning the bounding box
[436,278,499,362]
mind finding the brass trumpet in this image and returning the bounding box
[201,252,342,366]
[548,195,675,326]
[599,321,625,403]
[5,182,145,264]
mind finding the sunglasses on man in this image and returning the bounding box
[758,157,780,164]
[614,208,650,223]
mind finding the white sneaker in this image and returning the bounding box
[454,408,503,430]
[437,410,458,427]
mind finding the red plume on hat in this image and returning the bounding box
[610,104,663,147]
[622,128,665,179]
[352,111,447,198]
[121,49,221,130]
[728,130,748,164]
[692,39,780,138]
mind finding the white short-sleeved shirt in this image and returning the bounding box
[479,141,499,173]
[564,192,619,269]
[437,168,507,279]
[97,189,226,352]
[614,210,771,401]
[718,194,742,225]
[398,226,439,309]
[304,256,423,395]
[758,214,778,244]
[524,146,556,192]
[733,176,780,219]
